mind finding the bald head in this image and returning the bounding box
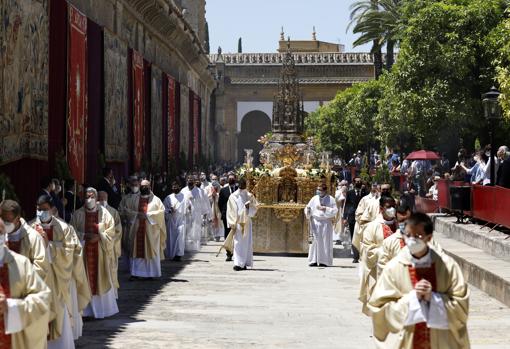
[140,179,150,186]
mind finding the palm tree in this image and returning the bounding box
[348,0,402,76]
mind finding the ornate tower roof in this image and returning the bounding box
[271,40,305,144]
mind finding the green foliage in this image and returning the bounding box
[373,163,392,185]
[312,0,509,155]
[490,11,510,121]
[305,79,383,156]
[360,162,371,184]
[377,0,508,152]
[204,21,210,54]
[55,150,73,181]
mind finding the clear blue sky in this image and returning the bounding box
[206,0,372,53]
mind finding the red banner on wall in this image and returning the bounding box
[167,74,177,160]
[193,93,200,160]
[132,50,145,171]
[67,5,87,184]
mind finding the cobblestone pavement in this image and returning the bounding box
[76,243,510,349]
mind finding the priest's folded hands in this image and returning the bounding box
[415,279,432,301]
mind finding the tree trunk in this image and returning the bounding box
[372,41,383,79]
[386,40,395,70]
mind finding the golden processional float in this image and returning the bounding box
[239,44,336,254]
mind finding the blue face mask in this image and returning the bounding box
[316,190,321,196]
[37,210,52,223]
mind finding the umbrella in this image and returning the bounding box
[405,150,440,161]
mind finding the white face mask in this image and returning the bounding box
[99,201,108,207]
[4,222,16,235]
[405,236,427,255]
[398,222,406,232]
[85,198,97,210]
[37,210,52,223]
[132,186,140,194]
[385,207,396,219]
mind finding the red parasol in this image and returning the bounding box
[405,150,440,161]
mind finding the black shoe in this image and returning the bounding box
[233,266,243,271]
[243,266,247,270]
[319,264,328,267]
[215,237,220,242]
[129,276,139,281]
[352,259,359,263]
[226,256,232,262]
[309,263,318,267]
[172,256,182,262]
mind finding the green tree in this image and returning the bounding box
[305,79,383,156]
[377,0,506,154]
[349,0,383,77]
[349,0,403,72]
[238,37,243,53]
[204,21,210,54]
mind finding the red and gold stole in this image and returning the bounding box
[85,211,99,295]
[408,263,437,349]
[6,238,21,255]
[136,197,149,258]
[42,225,54,242]
[382,223,394,239]
[0,263,12,348]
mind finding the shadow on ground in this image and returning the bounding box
[75,252,196,348]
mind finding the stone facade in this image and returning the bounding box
[0,0,214,215]
[211,50,376,163]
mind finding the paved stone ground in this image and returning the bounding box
[76,243,510,349]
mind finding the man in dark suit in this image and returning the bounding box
[38,176,65,220]
[497,146,510,189]
[218,173,238,261]
[338,166,352,184]
[342,177,367,263]
[96,167,121,209]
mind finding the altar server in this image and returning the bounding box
[226,178,258,271]
[181,176,209,252]
[305,183,338,267]
[164,182,189,261]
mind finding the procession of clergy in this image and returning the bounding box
[0,171,470,349]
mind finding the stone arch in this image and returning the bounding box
[237,110,271,165]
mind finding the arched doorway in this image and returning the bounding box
[238,110,271,166]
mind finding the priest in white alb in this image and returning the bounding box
[0,218,51,349]
[70,187,118,319]
[305,183,338,267]
[121,180,166,279]
[368,213,470,349]
[181,176,208,252]
[226,178,258,271]
[164,181,189,261]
